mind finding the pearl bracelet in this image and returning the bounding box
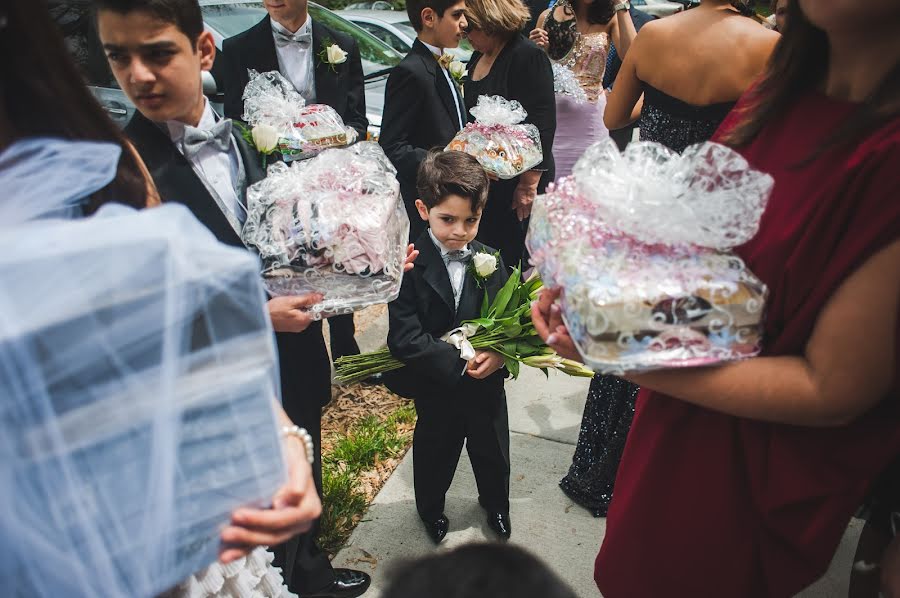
[281,425,315,465]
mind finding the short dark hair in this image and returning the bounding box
[405,0,459,31]
[416,150,489,212]
[93,0,204,45]
[382,544,578,598]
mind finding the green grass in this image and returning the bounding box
[328,415,409,470]
[318,464,369,556]
[317,404,416,555]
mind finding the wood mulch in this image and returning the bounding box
[321,304,416,504]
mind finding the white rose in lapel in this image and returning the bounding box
[250,123,279,154]
[448,60,467,83]
[325,43,348,65]
[473,252,498,278]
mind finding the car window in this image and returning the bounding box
[356,22,410,53]
[199,3,271,38]
[395,21,418,41]
[307,4,402,73]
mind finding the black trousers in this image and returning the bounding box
[328,313,360,362]
[272,326,335,594]
[412,390,511,521]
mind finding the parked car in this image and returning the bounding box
[631,0,684,17]
[50,0,403,139]
[345,1,395,10]
[339,8,473,62]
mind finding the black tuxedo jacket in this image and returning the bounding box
[385,230,508,401]
[378,40,467,238]
[124,111,333,415]
[220,15,368,140]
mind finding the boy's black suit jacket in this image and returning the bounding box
[124,111,333,415]
[385,230,508,401]
[220,15,368,140]
[378,40,467,239]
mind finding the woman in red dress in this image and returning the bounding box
[532,0,900,595]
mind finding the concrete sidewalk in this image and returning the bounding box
[332,313,862,597]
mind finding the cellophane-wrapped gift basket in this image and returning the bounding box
[527,139,774,374]
[446,94,543,179]
[242,141,409,317]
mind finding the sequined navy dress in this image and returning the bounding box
[559,87,736,518]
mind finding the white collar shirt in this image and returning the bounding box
[428,228,469,309]
[421,40,464,131]
[272,17,317,103]
[166,98,246,227]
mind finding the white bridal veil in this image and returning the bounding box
[0,138,286,597]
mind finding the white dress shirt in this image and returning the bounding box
[428,229,468,309]
[166,98,245,226]
[421,40,465,130]
[272,17,317,103]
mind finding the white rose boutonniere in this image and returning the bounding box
[251,123,279,154]
[319,40,348,72]
[234,121,280,169]
[448,60,467,85]
[469,250,500,287]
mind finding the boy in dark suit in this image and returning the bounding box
[379,0,468,241]
[95,1,369,595]
[386,151,512,544]
[220,0,369,371]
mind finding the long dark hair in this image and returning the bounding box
[721,0,900,155]
[565,0,614,26]
[0,0,148,213]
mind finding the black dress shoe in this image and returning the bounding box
[422,514,449,544]
[485,511,511,539]
[302,568,371,598]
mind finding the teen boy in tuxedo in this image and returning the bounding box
[386,151,512,544]
[220,0,369,372]
[379,0,469,241]
[95,1,372,595]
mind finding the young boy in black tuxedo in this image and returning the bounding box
[220,0,368,370]
[379,0,468,241]
[95,1,369,595]
[386,150,512,544]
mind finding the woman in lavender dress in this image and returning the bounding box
[530,0,636,179]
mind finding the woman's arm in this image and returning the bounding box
[609,7,638,58]
[604,30,646,129]
[535,239,900,427]
[529,9,551,50]
[219,402,322,562]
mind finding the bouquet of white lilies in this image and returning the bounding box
[335,267,595,384]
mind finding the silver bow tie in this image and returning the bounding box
[273,27,312,48]
[443,249,472,264]
[181,119,232,159]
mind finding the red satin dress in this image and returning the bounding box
[594,91,900,597]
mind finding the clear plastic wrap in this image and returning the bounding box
[446,95,544,179]
[527,139,774,374]
[242,70,357,161]
[0,202,286,598]
[242,141,409,317]
[552,62,587,103]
